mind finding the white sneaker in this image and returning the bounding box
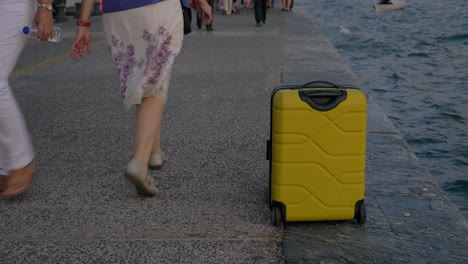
[148,152,165,170]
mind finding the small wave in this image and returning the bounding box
[421,98,466,123]
[443,180,468,193]
[453,157,468,166]
[339,36,402,55]
[338,25,352,35]
[390,97,405,104]
[371,88,388,93]
[455,145,468,158]
[335,43,354,50]
[437,105,466,123]
[408,52,430,58]
[428,102,441,109]
[436,33,468,42]
[440,112,465,122]
[407,136,447,145]
[419,149,452,159]
[424,72,435,77]
[390,72,403,80]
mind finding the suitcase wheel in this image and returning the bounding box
[271,205,283,227]
[356,203,366,225]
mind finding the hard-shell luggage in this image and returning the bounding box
[267,81,367,226]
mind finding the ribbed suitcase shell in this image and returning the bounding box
[269,82,366,222]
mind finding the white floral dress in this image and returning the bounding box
[102,0,184,107]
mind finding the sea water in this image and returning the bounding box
[302,0,468,217]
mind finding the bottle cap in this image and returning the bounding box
[23,26,30,35]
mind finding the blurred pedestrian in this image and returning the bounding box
[215,0,222,12]
[224,0,233,15]
[281,0,291,12]
[243,0,252,12]
[232,0,241,14]
[267,0,274,11]
[70,0,211,197]
[0,0,55,197]
[254,0,267,27]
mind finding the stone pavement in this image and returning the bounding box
[1,1,467,263]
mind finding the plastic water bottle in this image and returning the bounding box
[22,25,63,42]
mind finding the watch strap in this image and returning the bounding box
[37,3,54,11]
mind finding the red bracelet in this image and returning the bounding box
[76,20,91,27]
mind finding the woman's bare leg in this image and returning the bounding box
[132,95,165,171]
[151,124,162,155]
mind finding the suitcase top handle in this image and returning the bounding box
[299,81,360,91]
[273,81,340,91]
[299,90,347,111]
[272,81,359,96]
[302,81,339,88]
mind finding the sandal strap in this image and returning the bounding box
[146,174,155,185]
[0,176,8,192]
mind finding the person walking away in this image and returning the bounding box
[232,0,240,14]
[281,0,291,12]
[243,0,252,12]
[71,0,211,197]
[215,0,222,12]
[254,0,267,27]
[0,0,55,197]
[223,0,233,15]
[266,0,274,11]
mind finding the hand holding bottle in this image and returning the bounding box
[23,25,63,42]
[32,1,55,41]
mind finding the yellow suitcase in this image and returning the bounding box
[267,81,367,226]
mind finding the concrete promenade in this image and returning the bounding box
[2,1,467,263]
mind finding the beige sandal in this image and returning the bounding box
[0,161,36,198]
[125,160,158,197]
[0,175,7,193]
[148,152,165,170]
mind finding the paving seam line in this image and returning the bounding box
[1,236,279,242]
[9,40,107,78]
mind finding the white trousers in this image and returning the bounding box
[0,0,35,173]
[224,0,233,14]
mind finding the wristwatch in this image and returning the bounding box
[37,3,54,11]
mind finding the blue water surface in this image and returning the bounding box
[302,0,468,216]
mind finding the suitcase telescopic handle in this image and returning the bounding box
[299,90,347,111]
